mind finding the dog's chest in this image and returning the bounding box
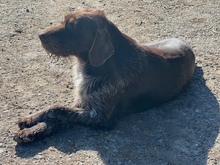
[73,69,102,103]
[74,71,89,96]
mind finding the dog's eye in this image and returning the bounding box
[65,22,75,29]
[65,18,77,29]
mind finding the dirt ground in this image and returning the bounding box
[0,0,220,164]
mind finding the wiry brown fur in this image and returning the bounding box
[13,9,195,143]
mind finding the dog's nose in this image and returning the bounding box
[39,34,46,41]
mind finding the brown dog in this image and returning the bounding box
[13,10,195,143]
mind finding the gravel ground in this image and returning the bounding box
[0,0,220,164]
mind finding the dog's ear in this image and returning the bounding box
[89,29,114,67]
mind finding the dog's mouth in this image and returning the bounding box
[40,41,71,60]
[39,33,70,60]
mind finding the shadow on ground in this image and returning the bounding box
[15,67,220,165]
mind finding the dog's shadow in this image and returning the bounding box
[15,66,219,165]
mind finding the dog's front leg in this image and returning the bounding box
[13,104,116,143]
[13,106,80,143]
[13,78,126,143]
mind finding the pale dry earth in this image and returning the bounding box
[0,0,220,164]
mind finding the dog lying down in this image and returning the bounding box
[13,9,195,143]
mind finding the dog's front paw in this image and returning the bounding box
[13,122,47,143]
[17,117,35,130]
[17,112,44,130]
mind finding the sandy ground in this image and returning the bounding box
[0,0,220,164]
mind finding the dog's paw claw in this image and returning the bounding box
[13,132,34,143]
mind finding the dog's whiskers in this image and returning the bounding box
[48,53,61,61]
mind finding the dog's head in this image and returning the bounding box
[39,10,115,67]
